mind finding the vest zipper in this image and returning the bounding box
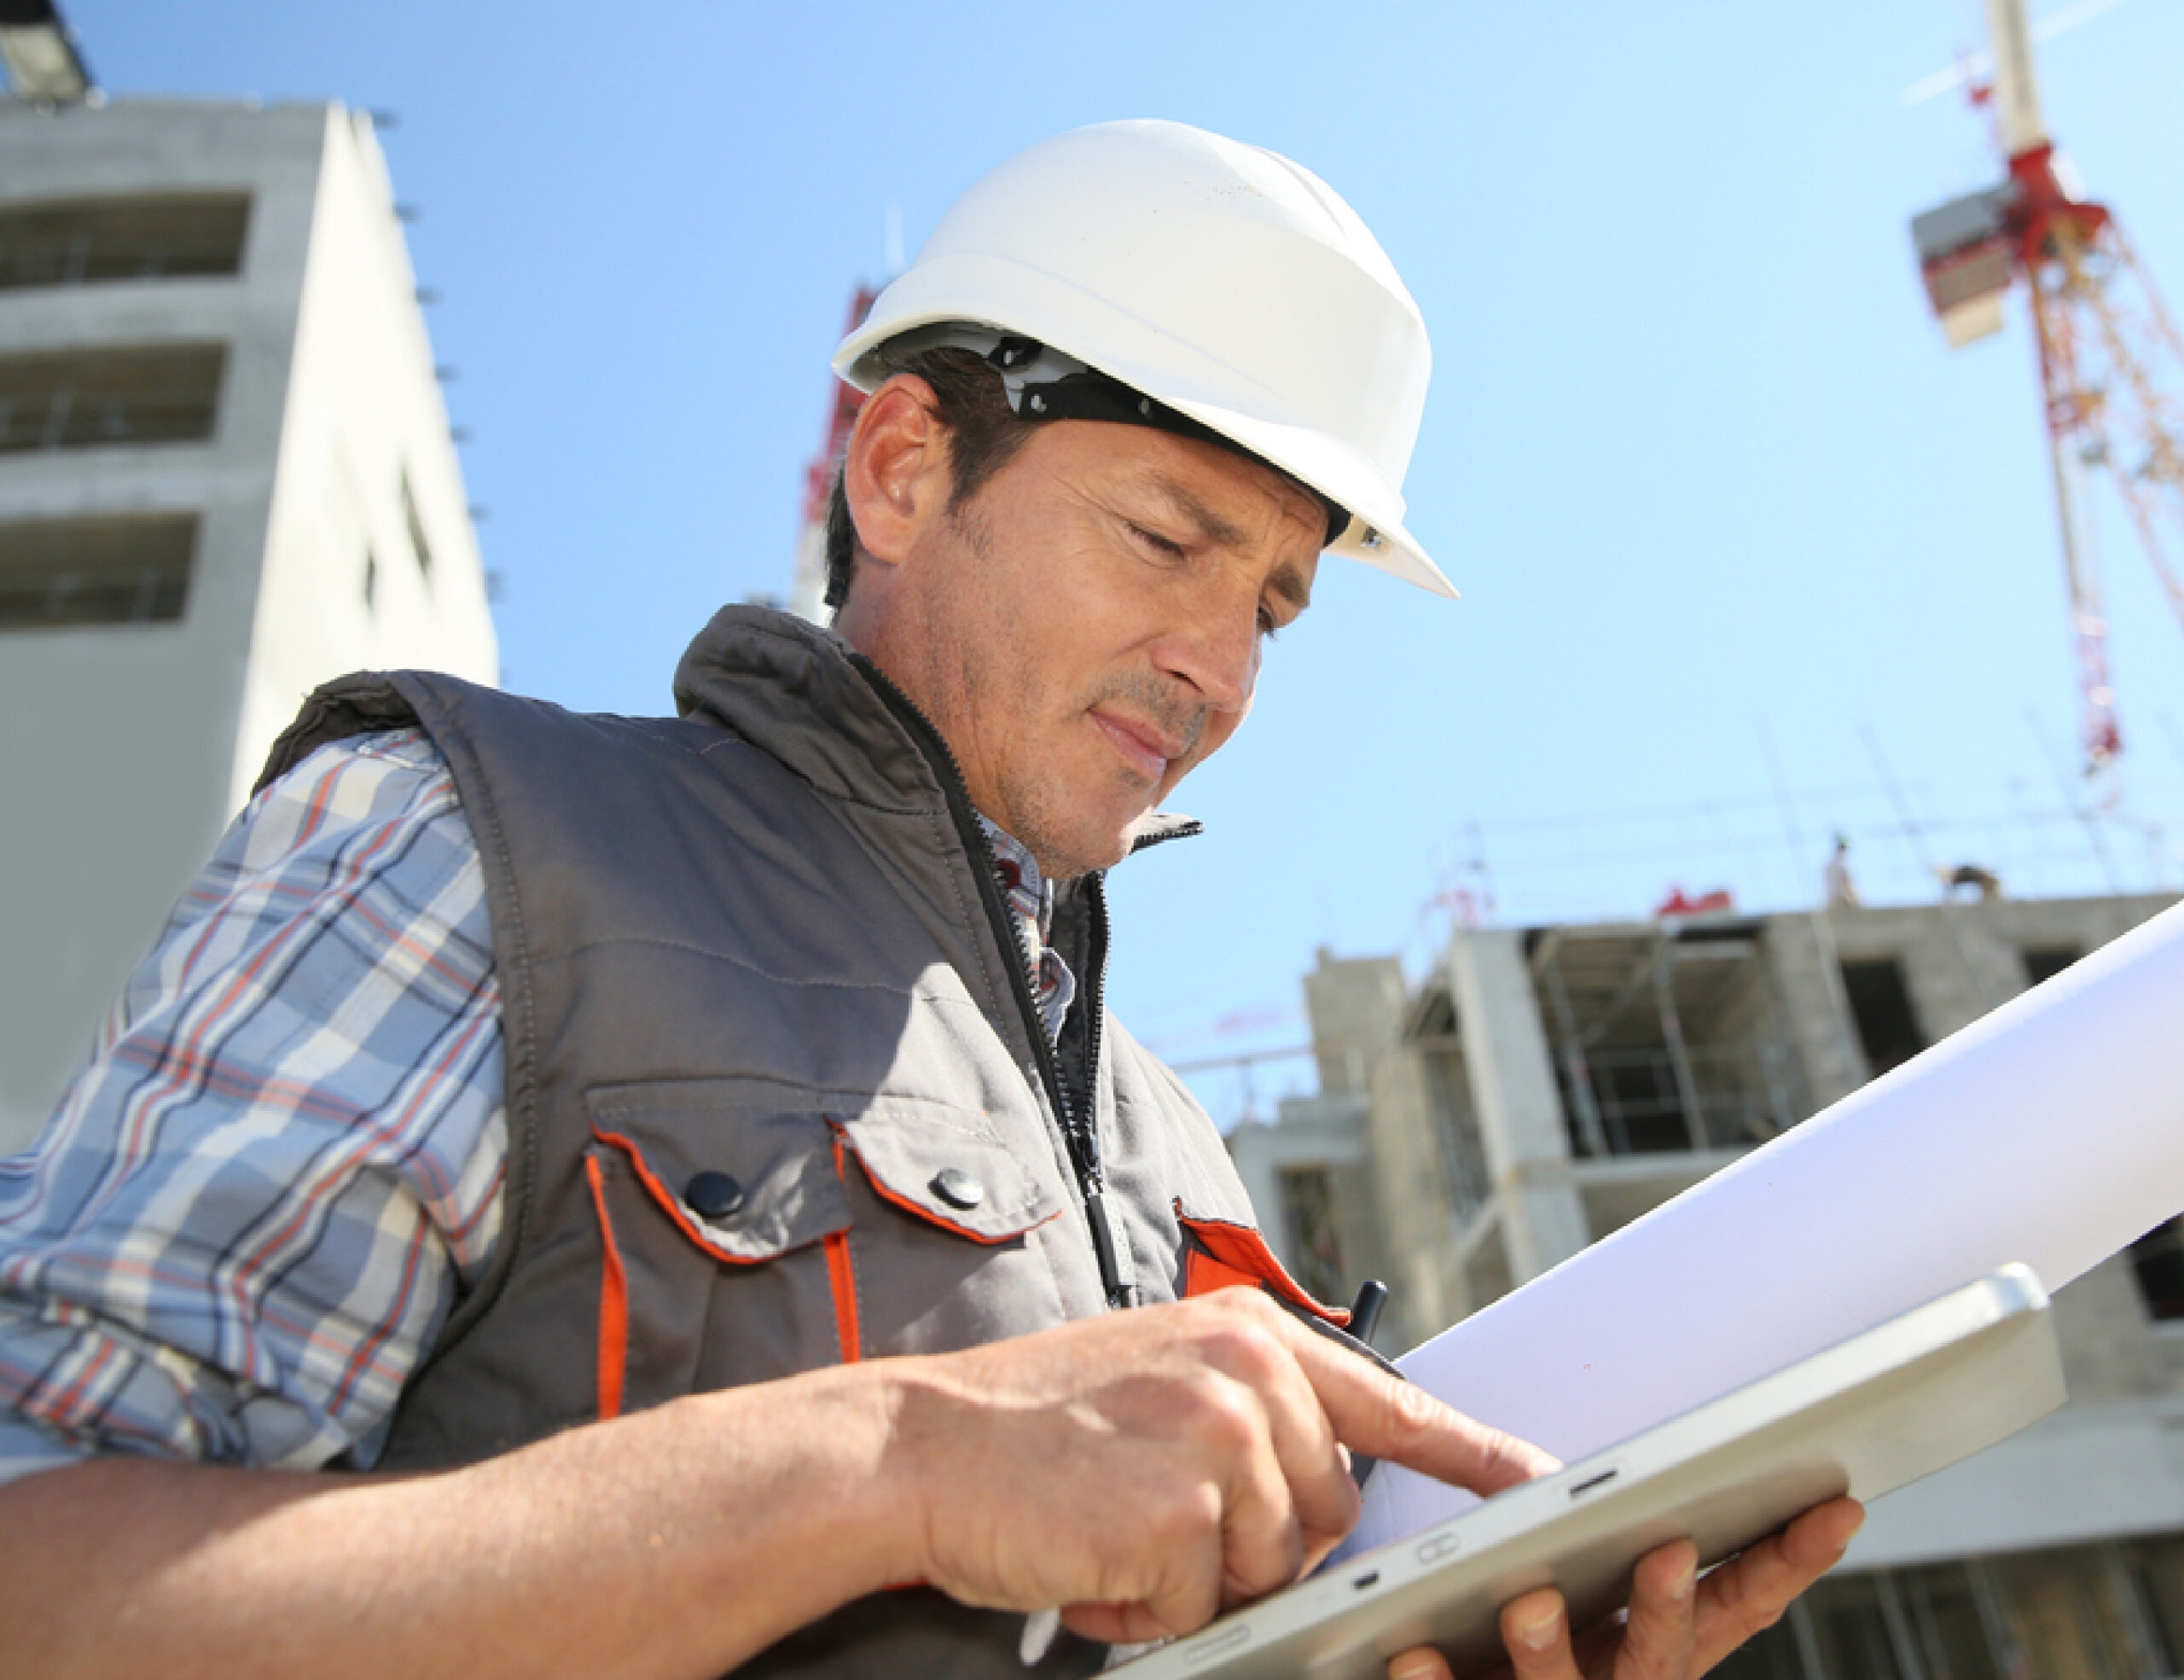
[847,654,1133,1307]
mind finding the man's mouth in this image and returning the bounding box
[1089,709,1188,782]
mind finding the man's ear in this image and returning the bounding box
[842,375,952,573]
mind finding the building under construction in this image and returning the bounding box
[0,95,497,1152]
[1234,891,2184,1680]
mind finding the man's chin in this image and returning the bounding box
[1022,812,1143,881]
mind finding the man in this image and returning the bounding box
[0,121,1857,1677]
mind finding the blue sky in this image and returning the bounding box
[75,0,2184,1122]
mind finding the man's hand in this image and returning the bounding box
[0,1290,1557,1680]
[1385,1497,1866,1680]
[876,1288,1557,1648]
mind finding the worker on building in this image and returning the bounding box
[1941,863,2005,902]
[0,121,1859,1678]
[1825,833,1862,909]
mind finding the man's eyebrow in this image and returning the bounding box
[1141,477,1317,611]
[1264,561,1313,614]
[1143,477,1250,549]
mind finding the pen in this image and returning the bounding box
[1335,1279,1395,1493]
[1348,1278,1388,1347]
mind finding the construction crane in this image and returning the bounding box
[1909,0,2184,776]
[787,284,878,624]
[0,0,95,105]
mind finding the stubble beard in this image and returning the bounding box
[938,501,1208,881]
[1000,667,1210,881]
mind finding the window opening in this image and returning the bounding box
[1703,1607,1808,1677]
[401,471,433,578]
[1422,1048,1489,1221]
[1986,1544,2146,1680]
[1718,1538,2184,1680]
[1409,986,1490,1222]
[1840,959,1926,1078]
[1805,1572,1909,1680]
[1536,927,1804,1158]
[1896,1561,2005,1680]
[2022,945,2082,987]
[0,514,196,629]
[2122,1534,2184,1674]
[0,195,250,290]
[1275,1165,1346,1308]
[0,344,224,454]
[2129,1216,2184,1322]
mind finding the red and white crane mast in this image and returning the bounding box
[787,284,880,624]
[1911,0,2184,775]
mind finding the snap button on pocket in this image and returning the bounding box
[930,1167,985,1210]
[685,1170,747,1220]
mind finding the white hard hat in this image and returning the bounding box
[834,119,1453,598]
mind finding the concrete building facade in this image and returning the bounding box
[1233,892,2184,1680]
[0,99,497,1154]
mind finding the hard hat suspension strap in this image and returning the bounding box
[881,323,1349,548]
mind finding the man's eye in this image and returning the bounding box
[1129,522,1187,559]
[1258,606,1282,642]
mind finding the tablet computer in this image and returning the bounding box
[1114,1265,2065,1680]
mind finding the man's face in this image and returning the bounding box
[880,416,1322,879]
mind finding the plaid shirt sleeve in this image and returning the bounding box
[0,729,507,1485]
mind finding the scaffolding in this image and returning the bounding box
[1531,919,1808,1158]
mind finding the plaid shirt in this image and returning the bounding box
[0,731,1079,1485]
[0,730,506,1483]
[978,817,1077,1045]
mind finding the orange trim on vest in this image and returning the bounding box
[826,1131,863,1364]
[589,1126,739,1257]
[583,1154,629,1420]
[835,1131,1058,1246]
[591,1125,825,1267]
[1175,1204,1349,1328]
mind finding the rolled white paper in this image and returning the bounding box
[1346,899,2184,1555]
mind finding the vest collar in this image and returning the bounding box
[671,605,1201,859]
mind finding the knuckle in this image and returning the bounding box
[1199,1316,1287,1384]
[1141,1478,1224,1554]
[1175,1371,1268,1456]
[1379,1373,1443,1450]
[1711,1557,1786,1639]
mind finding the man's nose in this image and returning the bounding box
[1157,598,1260,716]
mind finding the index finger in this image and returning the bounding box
[1270,1311,1559,1498]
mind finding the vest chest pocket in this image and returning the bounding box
[582,1083,1069,1416]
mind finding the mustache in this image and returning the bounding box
[1092,671,1206,761]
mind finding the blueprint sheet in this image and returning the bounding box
[1342,901,2184,1560]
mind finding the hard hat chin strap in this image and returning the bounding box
[880,323,1349,548]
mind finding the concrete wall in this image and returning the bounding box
[0,101,320,1149]
[1240,955,1412,1334]
[1302,948,1406,1099]
[1827,893,2175,1048]
[1363,1031,1465,1348]
[1446,928,1589,1284]
[1759,911,1868,1109]
[239,107,496,811]
[0,101,495,1154]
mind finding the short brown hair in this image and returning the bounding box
[824,346,1037,612]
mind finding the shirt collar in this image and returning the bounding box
[975,814,1054,939]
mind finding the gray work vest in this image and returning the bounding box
[260,606,1330,1678]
